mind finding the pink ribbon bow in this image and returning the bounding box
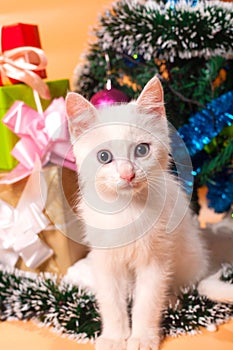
[0,46,50,99]
[0,159,53,268]
[0,97,76,184]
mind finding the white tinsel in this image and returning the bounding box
[0,264,233,343]
[92,0,233,63]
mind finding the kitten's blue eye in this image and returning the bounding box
[135,143,150,157]
[97,150,113,164]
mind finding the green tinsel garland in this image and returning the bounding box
[74,1,233,99]
[0,265,233,341]
[96,1,233,61]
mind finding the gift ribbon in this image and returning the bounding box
[0,46,50,99]
[0,97,76,184]
[0,159,53,268]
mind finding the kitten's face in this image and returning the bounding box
[66,76,169,201]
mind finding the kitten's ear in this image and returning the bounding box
[65,92,97,138]
[136,76,166,117]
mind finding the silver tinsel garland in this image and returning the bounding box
[95,0,233,61]
[0,264,232,342]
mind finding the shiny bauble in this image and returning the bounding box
[90,87,129,107]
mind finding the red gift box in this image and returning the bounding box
[0,23,47,85]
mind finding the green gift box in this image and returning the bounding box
[0,79,70,170]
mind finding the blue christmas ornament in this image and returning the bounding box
[176,91,233,213]
[178,91,233,157]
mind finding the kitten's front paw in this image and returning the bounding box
[127,336,159,350]
[96,336,127,350]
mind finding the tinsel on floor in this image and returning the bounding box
[0,265,233,342]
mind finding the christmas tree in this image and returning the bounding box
[73,0,233,214]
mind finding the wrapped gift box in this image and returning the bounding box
[0,165,88,274]
[0,79,70,170]
[0,23,46,85]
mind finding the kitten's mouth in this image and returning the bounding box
[117,178,146,192]
[117,180,133,190]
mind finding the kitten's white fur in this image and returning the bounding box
[65,76,233,350]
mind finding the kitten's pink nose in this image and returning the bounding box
[118,161,135,182]
[120,171,135,182]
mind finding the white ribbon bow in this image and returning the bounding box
[0,159,53,268]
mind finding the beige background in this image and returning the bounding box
[0,0,113,88]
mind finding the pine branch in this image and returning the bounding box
[164,80,205,108]
[199,138,233,184]
[96,1,233,62]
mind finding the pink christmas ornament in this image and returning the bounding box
[90,87,129,107]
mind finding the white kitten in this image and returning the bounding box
[65,76,233,350]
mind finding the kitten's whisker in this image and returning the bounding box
[146,172,186,189]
